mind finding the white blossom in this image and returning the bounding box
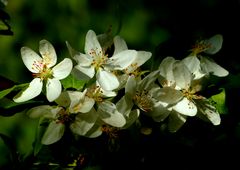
[13,40,73,102]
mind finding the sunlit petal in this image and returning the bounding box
[13,78,43,102]
[113,35,128,55]
[200,56,229,77]
[98,101,126,127]
[96,69,119,91]
[173,97,197,116]
[46,78,62,102]
[21,47,43,73]
[39,39,57,67]
[85,30,102,55]
[52,58,73,80]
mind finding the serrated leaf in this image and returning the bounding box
[61,74,85,90]
[210,88,228,114]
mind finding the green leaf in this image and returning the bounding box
[61,74,85,90]
[0,83,28,99]
[0,97,43,116]
[210,88,228,114]
[32,117,48,156]
[0,112,38,164]
[0,133,18,164]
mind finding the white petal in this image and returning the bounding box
[182,55,205,79]
[173,97,197,116]
[39,39,57,67]
[65,90,95,113]
[13,78,43,102]
[41,121,65,145]
[85,124,103,138]
[122,109,140,129]
[21,47,43,73]
[55,91,71,107]
[113,35,128,55]
[98,101,126,127]
[66,41,93,68]
[116,74,129,90]
[73,53,93,66]
[201,108,221,125]
[67,91,84,111]
[101,88,117,98]
[108,50,138,70]
[204,34,223,54]
[74,65,95,79]
[138,70,159,91]
[200,56,229,77]
[125,51,152,73]
[116,95,134,116]
[52,58,73,80]
[95,82,117,97]
[125,75,137,97]
[173,61,192,89]
[27,105,53,118]
[196,100,221,125]
[168,111,187,132]
[79,97,95,113]
[136,51,152,65]
[159,56,176,82]
[155,87,183,104]
[150,101,171,122]
[85,30,102,55]
[70,109,98,136]
[46,78,62,102]
[70,97,95,113]
[96,69,119,91]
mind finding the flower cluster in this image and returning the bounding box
[12,30,228,144]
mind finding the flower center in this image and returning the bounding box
[101,124,119,139]
[182,89,203,101]
[56,108,73,124]
[89,49,108,70]
[124,63,143,77]
[133,90,153,112]
[32,60,53,80]
[191,41,211,55]
[86,85,103,103]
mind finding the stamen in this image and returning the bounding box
[89,48,108,70]
[86,85,103,103]
[31,60,53,80]
[56,108,72,124]
[101,124,119,139]
[133,90,153,112]
[191,40,211,55]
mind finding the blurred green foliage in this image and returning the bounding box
[1,0,240,169]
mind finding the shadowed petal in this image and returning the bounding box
[41,121,65,145]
